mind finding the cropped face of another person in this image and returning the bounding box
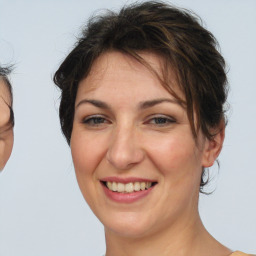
[0,74,14,170]
[70,51,223,237]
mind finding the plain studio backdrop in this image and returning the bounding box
[0,0,255,255]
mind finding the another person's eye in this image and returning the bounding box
[146,115,176,126]
[82,115,109,127]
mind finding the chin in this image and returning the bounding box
[105,223,152,239]
[101,211,157,238]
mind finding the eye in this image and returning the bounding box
[146,115,176,126]
[82,115,110,127]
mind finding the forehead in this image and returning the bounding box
[85,51,164,82]
[77,51,181,101]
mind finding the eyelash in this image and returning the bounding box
[82,114,175,128]
[145,115,176,126]
[82,115,109,126]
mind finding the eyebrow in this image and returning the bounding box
[138,98,182,109]
[76,98,182,110]
[76,99,111,109]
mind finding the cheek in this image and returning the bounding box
[5,131,14,157]
[0,130,14,170]
[145,132,202,185]
[71,139,93,176]
[70,131,105,209]
[71,130,105,174]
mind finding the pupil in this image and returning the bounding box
[156,118,166,124]
[94,117,104,124]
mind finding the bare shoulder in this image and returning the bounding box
[231,252,256,256]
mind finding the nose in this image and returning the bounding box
[106,126,145,170]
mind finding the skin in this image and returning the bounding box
[0,78,14,170]
[71,51,231,256]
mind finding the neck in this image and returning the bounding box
[104,212,231,256]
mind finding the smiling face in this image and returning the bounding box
[0,78,14,170]
[71,51,220,238]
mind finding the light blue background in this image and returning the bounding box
[0,0,255,255]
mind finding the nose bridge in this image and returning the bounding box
[106,122,144,170]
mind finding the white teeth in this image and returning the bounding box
[105,181,154,193]
[117,183,125,192]
[140,182,146,190]
[125,182,134,193]
[107,182,112,190]
[112,182,117,191]
[146,182,152,189]
[134,182,140,191]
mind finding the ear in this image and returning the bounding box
[201,122,225,168]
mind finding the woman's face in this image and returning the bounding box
[0,79,14,170]
[71,51,218,238]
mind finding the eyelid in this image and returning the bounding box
[146,114,175,120]
[81,114,111,127]
[82,114,107,122]
[144,114,176,125]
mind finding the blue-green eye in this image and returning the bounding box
[153,117,169,124]
[83,116,107,126]
[148,116,175,126]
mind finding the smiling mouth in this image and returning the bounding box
[102,181,157,193]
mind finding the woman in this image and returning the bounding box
[54,2,253,256]
[0,65,14,170]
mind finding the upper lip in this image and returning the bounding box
[100,176,157,183]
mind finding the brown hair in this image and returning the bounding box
[0,65,14,127]
[54,1,228,191]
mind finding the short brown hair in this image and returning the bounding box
[0,65,14,127]
[54,1,228,191]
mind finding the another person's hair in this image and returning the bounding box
[0,65,14,127]
[54,1,228,191]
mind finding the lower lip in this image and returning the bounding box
[101,183,155,203]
